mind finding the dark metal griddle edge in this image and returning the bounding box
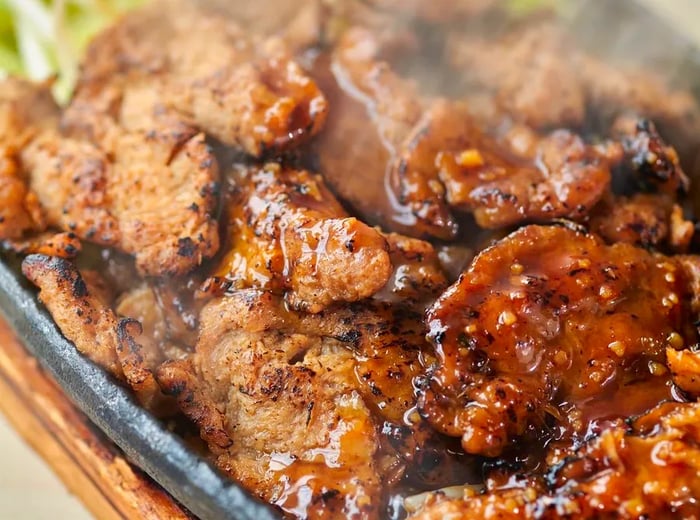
[0,259,280,520]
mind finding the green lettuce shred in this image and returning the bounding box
[0,0,144,103]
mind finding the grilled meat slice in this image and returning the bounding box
[394,100,610,230]
[0,74,220,277]
[314,27,610,238]
[22,255,123,376]
[447,22,700,137]
[23,118,220,277]
[589,193,693,252]
[0,146,43,240]
[579,54,700,141]
[157,359,233,450]
[66,0,327,156]
[419,225,699,457]
[159,290,456,518]
[209,163,392,313]
[410,402,700,519]
[22,255,168,409]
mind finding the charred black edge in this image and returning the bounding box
[0,257,280,520]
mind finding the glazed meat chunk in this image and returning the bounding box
[378,232,448,303]
[589,193,693,252]
[67,0,327,156]
[158,290,449,519]
[395,100,611,230]
[314,27,610,239]
[410,402,700,519]
[209,163,392,312]
[419,225,699,457]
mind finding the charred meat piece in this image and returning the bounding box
[23,115,220,277]
[589,117,694,251]
[410,402,700,519]
[158,290,458,518]
[22,254,123,376]
[22,255,168,409]
[611,116,690,196]
[315,27,609,238]
[31,78,220,277]
[395,100,611,230]
[447,24,586,129]
[0,75,220,277]
[589,193,694,252]
[419,225,699,457]
[67,0,327,156]
[209,163,392,313]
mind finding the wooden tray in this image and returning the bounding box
[0,316,190,520]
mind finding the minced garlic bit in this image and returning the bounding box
[589,371,604,383]
[457,148,485,168]
[499,310,517,326]
[599,285,614,299]
[510,262,524,275]
[662,293,679,307]
[608,340,626,357]
[577,258,592,269]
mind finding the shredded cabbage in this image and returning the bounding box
[0,0,144,103]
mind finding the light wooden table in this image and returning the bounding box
[0,415,92,519]
[1,2,699,519]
